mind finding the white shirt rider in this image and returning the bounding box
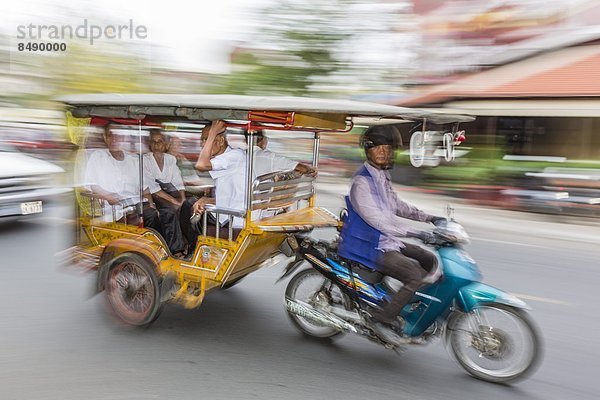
[209,146,246,228]
[143,152,185,195]
[84,149,141,221]
[194,121,248,229]
[252,146,298,178]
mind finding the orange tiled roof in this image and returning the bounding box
[399,44,600,106]
[492,53,600,96]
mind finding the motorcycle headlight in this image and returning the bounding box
[435,222,469,244]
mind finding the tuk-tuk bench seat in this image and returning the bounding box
[253,207,339,232]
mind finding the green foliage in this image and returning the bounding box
[43,42,151,98]
[218,0,354,95]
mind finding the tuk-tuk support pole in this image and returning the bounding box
[245,125,255,226]
[452,122,459,134]
[310,132,320,207]
[137,120,144,228]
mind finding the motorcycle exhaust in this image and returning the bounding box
[285,298,357,334]
[329,307,362,325]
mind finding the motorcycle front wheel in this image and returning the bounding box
[445,303,543,384]
[285,268,347,339]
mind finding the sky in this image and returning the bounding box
[4,0,595,81]
[5,0,272,73]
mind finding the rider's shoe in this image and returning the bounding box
[365,311,406,345]
[369,321,405,346]
[386,318,405,336]
[368,310,405,333]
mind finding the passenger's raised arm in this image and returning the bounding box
[195,120,227,171]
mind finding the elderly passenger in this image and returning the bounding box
[179,120,246,250]
[253,132,317,178]
[143,131,187,256]
[84,127,160,229]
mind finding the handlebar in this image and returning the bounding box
[430,221,469,245]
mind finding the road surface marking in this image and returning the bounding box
[511,293,571,306]
[473,237,548,249]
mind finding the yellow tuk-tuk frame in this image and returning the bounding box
[58,94,474,326]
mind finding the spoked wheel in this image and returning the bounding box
[446,304,542,383]
[285,268,348,339]
[105,253,163,327]
[409,132,426,167]
[443,132,455,162]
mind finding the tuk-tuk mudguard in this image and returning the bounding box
[96,237,167,292]
[457,282,530,312]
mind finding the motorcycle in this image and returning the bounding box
[278,220,543,384]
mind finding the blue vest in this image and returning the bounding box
[338,166,383,270]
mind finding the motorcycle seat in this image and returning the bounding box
[343,259,383,284]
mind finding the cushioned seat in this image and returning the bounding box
[341,258,383,284]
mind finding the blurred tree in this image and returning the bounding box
[219,0,351,96]
[43,42,151,96]
[218,0,413,96]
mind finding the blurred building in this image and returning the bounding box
[411,0,600,81]
[400,0,600,160]
[399,39,600,160]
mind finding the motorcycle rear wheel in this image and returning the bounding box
[285,269,347,339]
[446,303,542,384]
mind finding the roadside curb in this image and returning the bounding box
[315,178,600,245]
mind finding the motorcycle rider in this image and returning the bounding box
[338,125,446,335]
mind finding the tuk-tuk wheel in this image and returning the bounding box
[105,253,162,327]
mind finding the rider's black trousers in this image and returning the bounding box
[180,197,199,250]
[135,203,185,255]
[156,205,186,255]
[179,197,241,253]
[373,243,436,323]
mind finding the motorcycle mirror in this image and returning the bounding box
[445,204,455,221]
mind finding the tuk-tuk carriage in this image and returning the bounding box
[58,94,472,327]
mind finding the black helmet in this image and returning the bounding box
[360,125,402,170]
[360,125,402,151]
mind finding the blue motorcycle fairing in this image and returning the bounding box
[438,247,482,281]
[457,282,531,312]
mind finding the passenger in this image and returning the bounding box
[180,124,318,248]
[180,120,246,249]
[143,131,187,256]
[252,131,317,218]
[84,127,160,230]
[253,132,317,178]
[167,135,205,187]
[144,131,186,209]
[338,125,446,335]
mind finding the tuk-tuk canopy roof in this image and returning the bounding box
[57,94,474,126]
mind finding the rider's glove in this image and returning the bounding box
[430,216,447,227]
[415,231,436,244]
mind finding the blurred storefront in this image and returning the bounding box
[404,0,600,160]
[399,42,600,160]
[395,22,600,215]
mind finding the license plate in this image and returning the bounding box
[21,201,43,215]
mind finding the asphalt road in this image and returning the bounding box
[0,195,598,400]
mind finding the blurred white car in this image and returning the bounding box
[0,143,70,220]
